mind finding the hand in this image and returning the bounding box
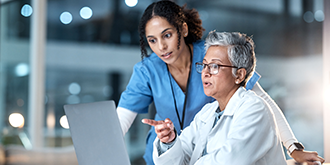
[291,150,325,165]
[142,118,176,143]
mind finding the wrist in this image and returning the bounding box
[287,142,305,156]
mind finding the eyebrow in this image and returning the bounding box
[146,28,173,38]
[203,59,222,63]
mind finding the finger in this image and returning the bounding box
[164,118,174,129]
[155,123,171,134]
[157,128,171,138]
[141,119,163,126]
[306,152,325,163]
[306,161,321,165]
[317,156,325,163]
[159,134,171,143]
[158,127,175,143]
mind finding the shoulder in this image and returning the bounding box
[234,88,269,114]
[134,52,165,74]
[193,40,205,47]
[193,40,205,52]
[192,40,206,62]
[243,90,265,104]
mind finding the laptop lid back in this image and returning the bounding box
[64,100,130,165]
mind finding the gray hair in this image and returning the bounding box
[204,31,256,86]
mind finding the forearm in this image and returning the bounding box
[252,82,297,149]
[117,107,137,135]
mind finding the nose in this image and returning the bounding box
[201,66,210,77]
[158,40,167,51]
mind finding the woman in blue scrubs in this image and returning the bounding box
[116,1,324,165]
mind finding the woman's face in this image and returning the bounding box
[202,46,237,99]
[145,16,186,64]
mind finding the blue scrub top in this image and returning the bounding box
[118,40,214,131]
[118,40,260,165]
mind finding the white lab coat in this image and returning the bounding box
[153,87,286,165]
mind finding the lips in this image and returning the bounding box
[203,81,212,87]
[161,52,172,59]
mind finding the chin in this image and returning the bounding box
[203,90,213,97]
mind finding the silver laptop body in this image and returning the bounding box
[64,100,131,165]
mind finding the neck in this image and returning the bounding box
[216,86,240,111]
[167,44,192,72]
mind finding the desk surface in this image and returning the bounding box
[287,159,329,165]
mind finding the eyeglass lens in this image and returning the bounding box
[196,63,218,75]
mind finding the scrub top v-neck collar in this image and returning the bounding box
[166,45,193,131]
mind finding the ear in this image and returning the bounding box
[182,22,188,37]
[235,68,246,85]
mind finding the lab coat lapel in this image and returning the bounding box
[189,104,218,165]
[189,88,244,164]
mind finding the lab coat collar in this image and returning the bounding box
[199,87,246,123]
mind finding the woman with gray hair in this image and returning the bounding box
[203,31,257,87]
[142,31,286,165]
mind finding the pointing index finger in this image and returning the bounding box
[141,119,163,126]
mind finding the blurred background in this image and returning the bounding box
[0,0,327,164]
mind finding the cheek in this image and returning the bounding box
[149,44,156,51]
[149,44,160,55]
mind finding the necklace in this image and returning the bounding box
[167,45,193,132]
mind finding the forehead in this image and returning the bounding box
[145,16,174,35]
[204,46,229,62]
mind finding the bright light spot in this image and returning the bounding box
[80,7,93,19]
[9,113,25,128]
[125,0,138,7]
[46,110,55,129]
[15,63,29,77]
[68,82,81,95]
[21,4,33,17]
[60,115,69,129]
[303,11,314,23]
[314,10,324,22]
[60,12,73,24]
[66,95,80,104]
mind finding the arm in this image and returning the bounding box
[251,82,296,149]
[117,63,153,135]
[252,82,325,164]
[117,107,137,135]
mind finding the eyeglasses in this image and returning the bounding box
[195,62,237,75]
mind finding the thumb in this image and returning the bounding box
[164,118,174,129]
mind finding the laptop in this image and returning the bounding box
[64,100,131,165]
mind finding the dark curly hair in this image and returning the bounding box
[138,0,204,59]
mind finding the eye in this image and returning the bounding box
[148,38,156,43]
[210,64,219,70]
[164,33,172,38]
